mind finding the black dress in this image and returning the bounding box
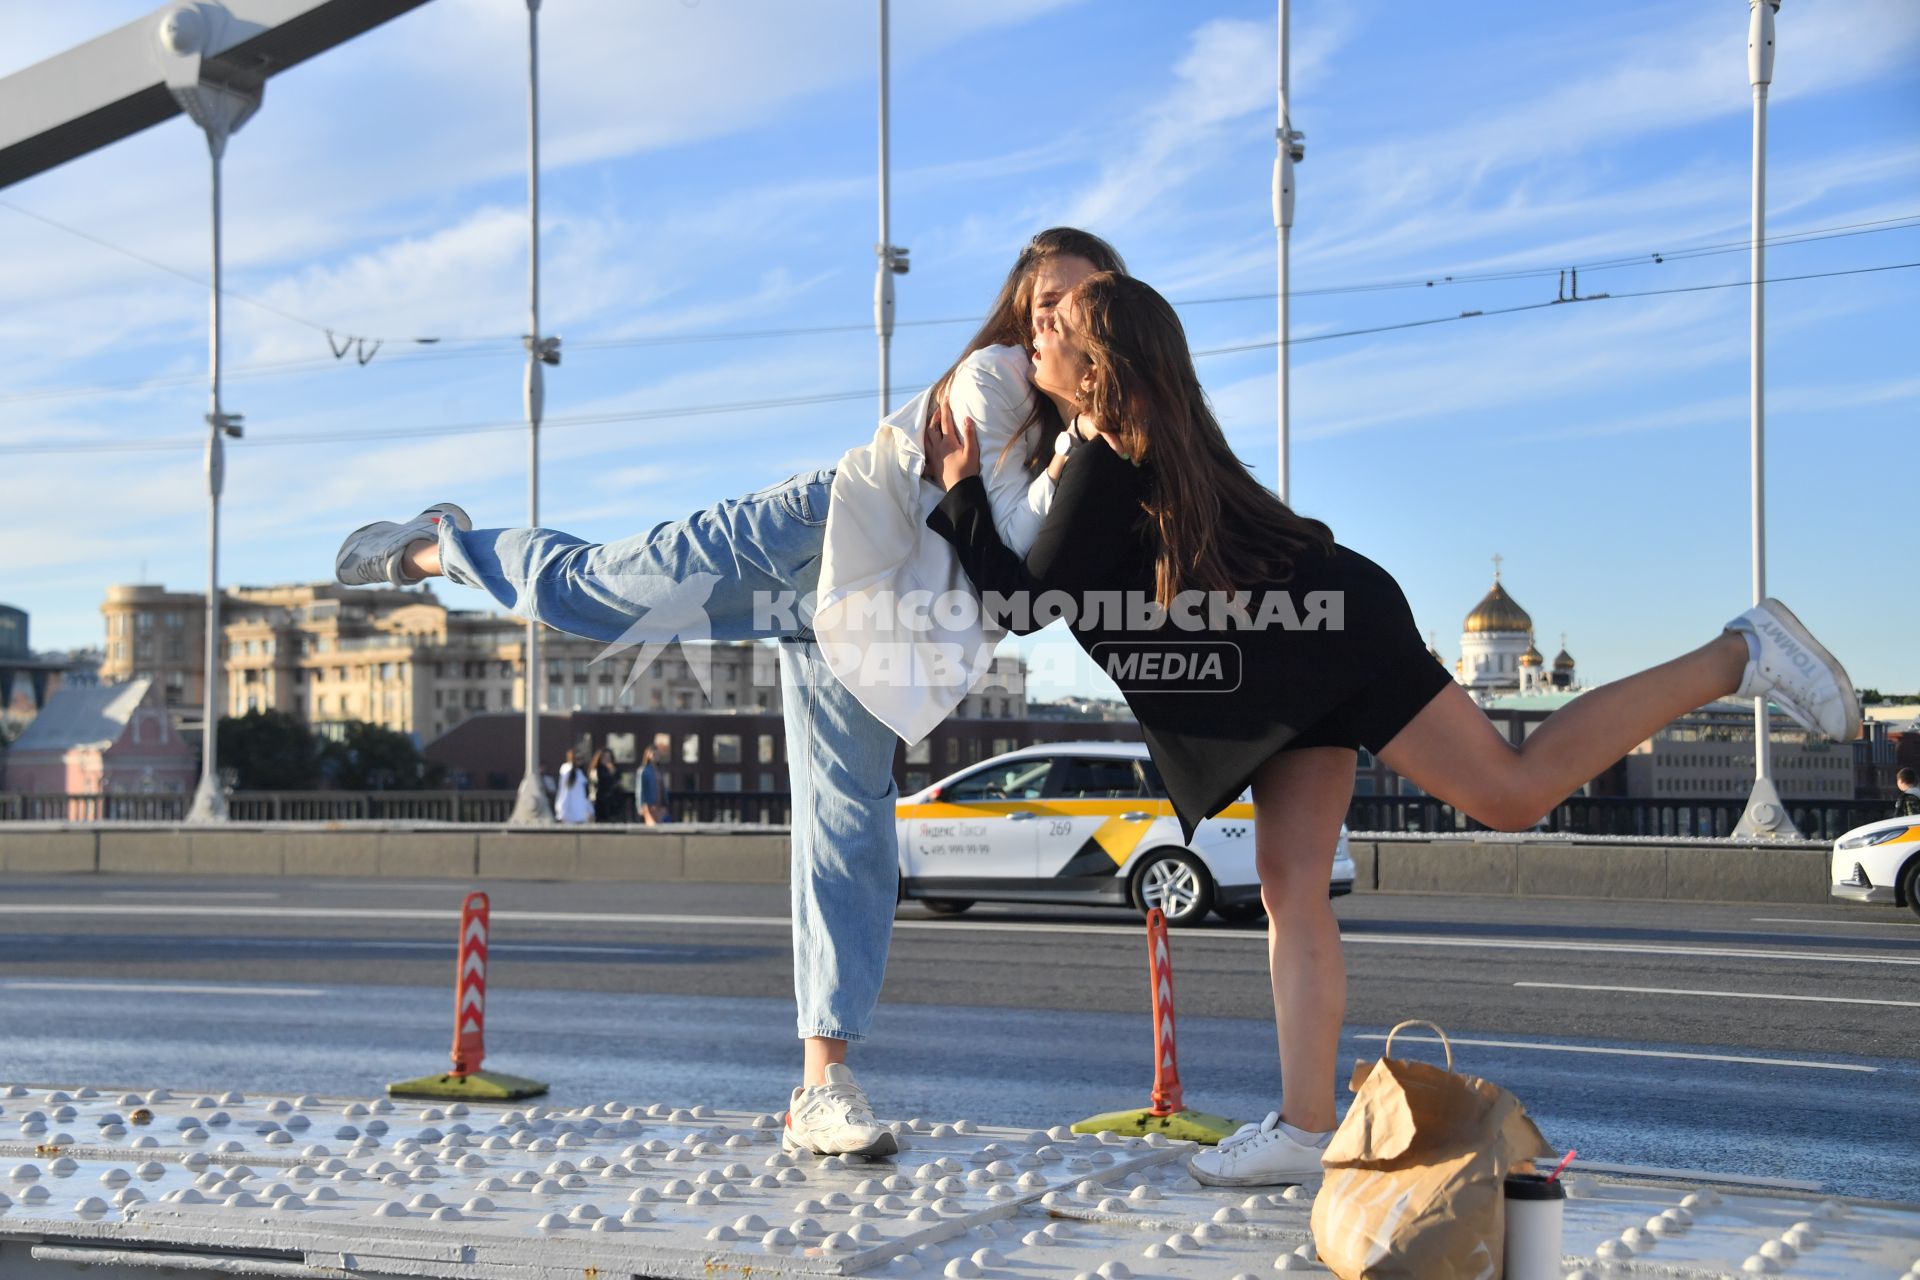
[929,438,1452,841]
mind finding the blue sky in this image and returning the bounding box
[4,0,1917,704]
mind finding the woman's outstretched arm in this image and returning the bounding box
[924,413,1145,635]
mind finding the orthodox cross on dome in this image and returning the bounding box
[1560,631,1567,650]
[1492,552,1503,582]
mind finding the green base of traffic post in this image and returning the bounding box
[1072,1107,1240,1144]
[386,1070,549,1101]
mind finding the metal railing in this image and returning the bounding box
[0,790,1892,838]
[0,790,784,826]
[665,792,790,825]
[1344,795,1893,842]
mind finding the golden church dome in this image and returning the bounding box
[1463,581,1532,634]
[1553,647,1575,670]
[1518,644,1544,667]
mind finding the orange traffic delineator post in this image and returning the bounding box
[389,892,548,1101]
[1072,907,1237,1143]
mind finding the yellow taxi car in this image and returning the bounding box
[896,741,1355,926]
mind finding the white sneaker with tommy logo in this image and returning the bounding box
[1187,1111,1329,1187]
[334,503,471,588]
[783,1063,898,1158]
[1723,598,1861,742]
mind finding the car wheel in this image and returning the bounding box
[920,899,975,916]
[1213,901,1266,926]
[1132,850,1215,927]
[1902,856,1920,922]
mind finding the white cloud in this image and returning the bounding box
[1298,1,1920,272]
[1066,18,1275,231]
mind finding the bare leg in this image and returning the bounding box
[803,1035,849,1088]
[1379,632,1748,830]
[1250,746,1356,1133]
[401,539,441,580]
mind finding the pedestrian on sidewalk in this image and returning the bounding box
[636,742,664,826]
[923,270,1863,1189]
[1895,766,1920,818]
[555,749,593,825]
[589,748,624,824]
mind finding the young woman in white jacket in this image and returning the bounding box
[332,228,1124,1158]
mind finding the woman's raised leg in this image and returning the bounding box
[426,475,833,647]
[1379,633,1748,830]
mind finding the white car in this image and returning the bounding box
[895,741,1355,926]
[1830,814,1920,918]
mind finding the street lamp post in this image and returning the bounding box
[1734,0,1798,839]
[1272,0,1305,505]
[874,0,907,421]
[510,0,559,825]
[159,7,262,824]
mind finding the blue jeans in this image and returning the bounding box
[437,469,899,1041]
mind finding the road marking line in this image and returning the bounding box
[1751,917,1920,928]
[1357,1032,1875,1073]
[4,905,1916,967]
[1565,1160,1823,1192]
[0,980,327,998]
[1515,981,1920,1008]
[102,891,278,900]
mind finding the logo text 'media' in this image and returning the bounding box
[1092,642,1242,694]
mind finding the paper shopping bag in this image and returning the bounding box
[1309,1020,1555,1280]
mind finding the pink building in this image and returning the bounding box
[2,677,196,797]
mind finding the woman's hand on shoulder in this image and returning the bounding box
[924,396,981,492]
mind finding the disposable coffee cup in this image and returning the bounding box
[1503,1171,1567,1280]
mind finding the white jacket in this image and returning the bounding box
[814,345,1054,745]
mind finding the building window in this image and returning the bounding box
[713,734,742,764]
[714,772,742,793]
[682,735,700,764]
[758,734,775,764]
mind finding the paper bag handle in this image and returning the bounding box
[1383,1019,1453,1071]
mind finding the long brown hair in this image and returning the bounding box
[1068,272,1335,605]
[931,228,1126,474]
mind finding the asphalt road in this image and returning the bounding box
[1,874,1916,1202]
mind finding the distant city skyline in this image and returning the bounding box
[4,0,1915,706]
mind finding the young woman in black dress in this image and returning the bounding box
[922,271,1860,1187]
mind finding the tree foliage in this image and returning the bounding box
[219,710,327,790]
[216,712,443,791]
[322,720,445,791]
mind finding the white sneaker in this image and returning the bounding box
[334,503,471,588]
[782,1063,898,1158]
[1187,1111,1327,1187]
[1723,598,1861,742]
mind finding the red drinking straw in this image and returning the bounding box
[1545,1149,1578,1184]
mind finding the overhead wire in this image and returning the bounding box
[0,196,520,352]
[1,207,1912,409]
[3,259,1911,460]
